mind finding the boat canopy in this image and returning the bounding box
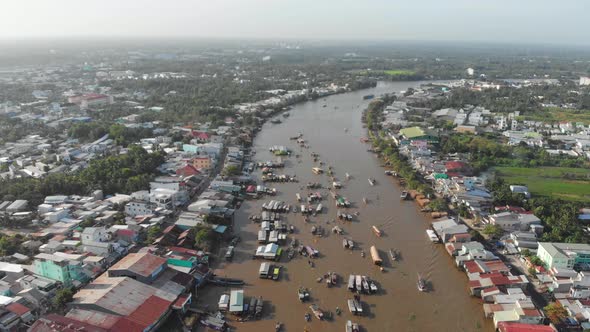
[229,290,244,312]
[370,245,382,265]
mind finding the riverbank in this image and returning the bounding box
[196,81,492,332]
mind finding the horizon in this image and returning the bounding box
[1,0,589,46]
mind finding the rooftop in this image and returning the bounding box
[108,252,166,278]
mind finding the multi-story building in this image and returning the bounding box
[537,242,590,270]
[33,253,89,286]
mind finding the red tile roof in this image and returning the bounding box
[497,322,556,332]
[445,161,467,170]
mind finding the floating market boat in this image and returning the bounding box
[417,274,427,292]
[372,225,382,237]
[298,287,310,302]
[309,304,324,320]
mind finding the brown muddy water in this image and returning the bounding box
[197,81,493,332]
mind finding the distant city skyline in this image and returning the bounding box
[1,0,588,46]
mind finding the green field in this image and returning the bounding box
[518,107,590,125]
[494,166,590,201]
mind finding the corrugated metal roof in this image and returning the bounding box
[65,308,121,329]
[109,253,166,278]
[126,295,171,326]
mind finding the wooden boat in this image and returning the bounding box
[342,238,349,248]
[370,246,383,265]
[346,320,360,332]
[369,280,378,293]
[400,191,409,200]
[417,274,427,292]
[368,178,375,186]
[347,275,355,291]
[312,167,324,175]
[355,275,362,292]
[298,287,310,302]
[255,297,263,316]
[333,226,344,235]
[372,225,382,237]
[331,272,338,285]
[309,304,324,320]
[361,276,370,293]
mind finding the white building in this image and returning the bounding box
[580,76,590,86]
[81,227,113,256]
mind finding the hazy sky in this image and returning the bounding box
[1,0,588,45]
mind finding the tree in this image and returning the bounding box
[544,302,568,325]
[53,287,74,310]
[428,198,448,212]
[222,165,241,177]
[482,224,504,238]
[146,226,162,244]
[194,226,215,250]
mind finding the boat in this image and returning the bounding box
[389,248,397,261]
[400,191,409,200]
[343,239,354,249]
[368,178,376,186]
[370,246,383,265]
[426,229,439,242]
[305,313,311,322]
[333,226,344,235]
[347,275,355,291]
[275,321,282,332]
[270,118,282,124]
[346,320,360,332]
[372,225,382,237]
[333,181,342,189]
[331,272,338,285]
[309,304,324,320]
[296,193,301,202]
[255,297,264,316]
[361,276,370,293]
[384,170,393,176]
[369,280,378,293]
[298,287,310,302]
[312,167,324,174]
[363,94,374,100]
[316,204,323,213]
[362,197,368,204]
[345,172,351,180]
[417,274,427,292]
[355,275,363,292]
[282,112,290,117]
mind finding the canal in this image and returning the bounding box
[198,81,493,332]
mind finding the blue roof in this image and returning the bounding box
[213,225,228,234]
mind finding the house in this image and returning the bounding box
[537,242,590,270]
[81,227,113,256]
[485,212,541,231]
[33,253,89,287]
[469,272,529,297]
[125,200,157,217]
[175,164,201,177]
[107,253,167,284]
[191,156,212,171]
[492,306,544,329]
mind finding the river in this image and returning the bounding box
[197,81,493,332]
